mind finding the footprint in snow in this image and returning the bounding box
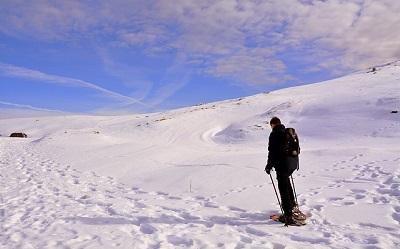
[140,223,157,234]
[167,235,193,246]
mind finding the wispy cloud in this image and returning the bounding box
[205,48,292,85]
[146,74,190,108]
[1,0,399,86]
[98,49,190,109]
[0,100,63,113]
[145,52,192,107]
[0,63,147,106]
[97,49,154,102]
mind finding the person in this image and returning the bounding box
[265,117,300,225]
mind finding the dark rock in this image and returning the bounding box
[391,110,398,113]
[10,133,28,138]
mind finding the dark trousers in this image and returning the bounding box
[277,173,296,216]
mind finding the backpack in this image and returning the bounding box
[285,128,300,156]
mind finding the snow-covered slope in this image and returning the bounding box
[1,62,399,248]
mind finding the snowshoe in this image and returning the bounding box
[270,214,306,226]
[292,206,307,221]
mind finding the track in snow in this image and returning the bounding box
[0,139,280,248]
[2,139,399,248]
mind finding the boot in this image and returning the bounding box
[278,214,306,226]
[292,205,307,220]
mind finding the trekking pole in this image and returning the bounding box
[269,173,288,227]
[290,175,299,206]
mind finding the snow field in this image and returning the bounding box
[1,61,400,248]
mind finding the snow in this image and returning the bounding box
[1,62,400,248]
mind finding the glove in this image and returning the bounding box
[265,166,271,175]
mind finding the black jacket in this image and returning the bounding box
[266,124,298,176]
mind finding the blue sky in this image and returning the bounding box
[1,1,399,113]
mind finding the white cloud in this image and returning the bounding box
[284,0,400,69]
[0,63,147,106]
[1,0,399,86]
[206,48,291,85]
